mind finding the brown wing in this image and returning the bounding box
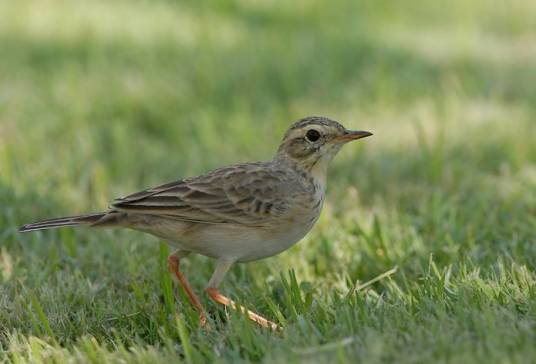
[111,162,296,226]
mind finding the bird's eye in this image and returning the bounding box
[305,129,321,142]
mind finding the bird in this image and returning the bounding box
[19,116,372,331]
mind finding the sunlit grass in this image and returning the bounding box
[0,0,535,362]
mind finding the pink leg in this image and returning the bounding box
[167,253,206,325]
[206,259,282,331]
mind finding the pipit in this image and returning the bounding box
[19,116,372,331]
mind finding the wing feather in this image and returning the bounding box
[111,163,298,225]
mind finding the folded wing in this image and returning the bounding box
[111,163,293,226]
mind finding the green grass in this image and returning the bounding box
[1,0,535,362]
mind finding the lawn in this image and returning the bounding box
[0,0,535,362]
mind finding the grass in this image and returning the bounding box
[0,0,535,362]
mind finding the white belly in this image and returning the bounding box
[173,216,318,262]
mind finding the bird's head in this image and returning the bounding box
[274,116,372,174]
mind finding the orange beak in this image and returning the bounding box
[332,130,373,143]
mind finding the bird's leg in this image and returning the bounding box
[167,250,206,325]
[206,260,282,331]
[206,288,281,331]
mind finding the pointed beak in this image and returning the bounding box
[332,130,373,143]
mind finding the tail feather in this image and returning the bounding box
[18,212,107,233]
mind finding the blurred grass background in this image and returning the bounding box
[0,0,535,362]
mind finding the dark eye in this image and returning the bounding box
[305,129,321,142]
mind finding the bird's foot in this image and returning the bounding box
[206,287,282,332]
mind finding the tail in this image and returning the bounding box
[18,212,107,233]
